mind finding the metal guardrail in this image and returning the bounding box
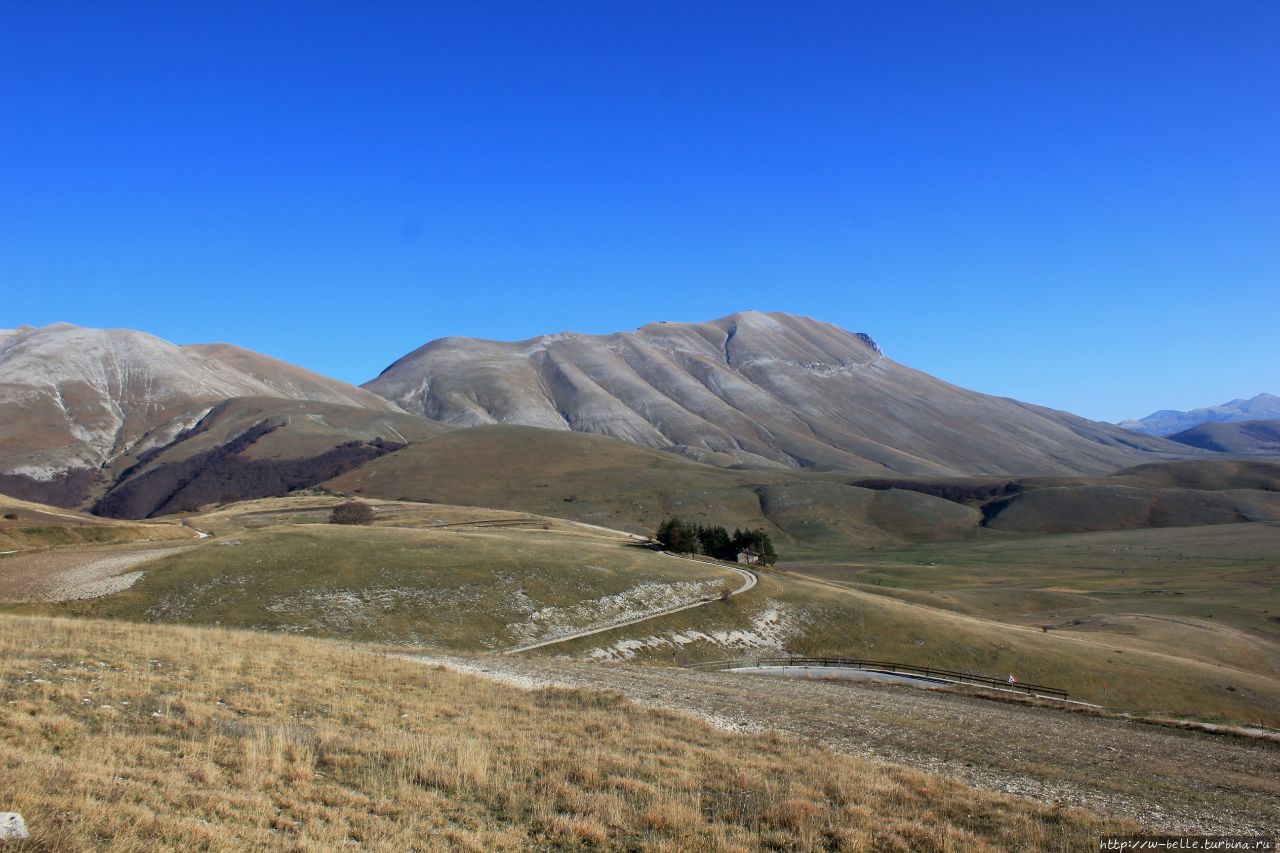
[686,655,1069,699]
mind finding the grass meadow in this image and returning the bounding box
[0,613,1136,850]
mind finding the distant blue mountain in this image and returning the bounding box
[1119,393,1280,436]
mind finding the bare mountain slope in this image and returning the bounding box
[0,324,404,505]
[1167,419,1280,455]
[366,311,1191,476]
[92,397,445,519]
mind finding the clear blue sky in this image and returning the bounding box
[2,1,1276,422]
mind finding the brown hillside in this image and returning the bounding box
[323,425,978,553]
[93,398,447,519]
[1168,420,1280,455]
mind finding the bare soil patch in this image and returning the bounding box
[0,541,194,601]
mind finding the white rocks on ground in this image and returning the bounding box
[0,812,29,841]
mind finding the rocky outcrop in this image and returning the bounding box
[0,812,28,841]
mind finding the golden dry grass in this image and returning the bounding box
[0,613,1136,850]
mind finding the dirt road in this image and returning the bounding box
[501,518,759,655]
[408,651,1279,836]
[504,563,756,654]
[0,541,194,601]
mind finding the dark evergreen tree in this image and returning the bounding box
[730,528,777,565]
[656,518,777,563]
[654,516,697,553]
[697,524,734,560]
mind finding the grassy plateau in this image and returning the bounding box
[14,497,735,651]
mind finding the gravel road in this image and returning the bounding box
[407,651,1280,836]
[0,542,194,601]
[504,563,756,654]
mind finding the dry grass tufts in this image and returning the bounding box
[1,613,1137,850]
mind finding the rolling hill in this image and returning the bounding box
[366,311,1194,476]
[322,424,985,555]
[0,493,195,552]
[41,495,738,650]
[11,492,1278,726]
[1167,419,1280,455]
[325,429,1280,552]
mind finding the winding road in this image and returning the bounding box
[504,558,757,655]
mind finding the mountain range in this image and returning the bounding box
[0,312,1246,533]
[1119,393,1280,436]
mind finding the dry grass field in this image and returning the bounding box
[11,497,734,651]
[0,613,1138,850]
[800,522,1280,637]
[409,651,1280,836]
[187,494,591,535]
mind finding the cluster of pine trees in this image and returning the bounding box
[653,517,777,565]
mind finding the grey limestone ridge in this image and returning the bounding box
[364,311,1190,477]
[1119,393,1280,437]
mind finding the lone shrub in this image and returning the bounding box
[329,501,374,526]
